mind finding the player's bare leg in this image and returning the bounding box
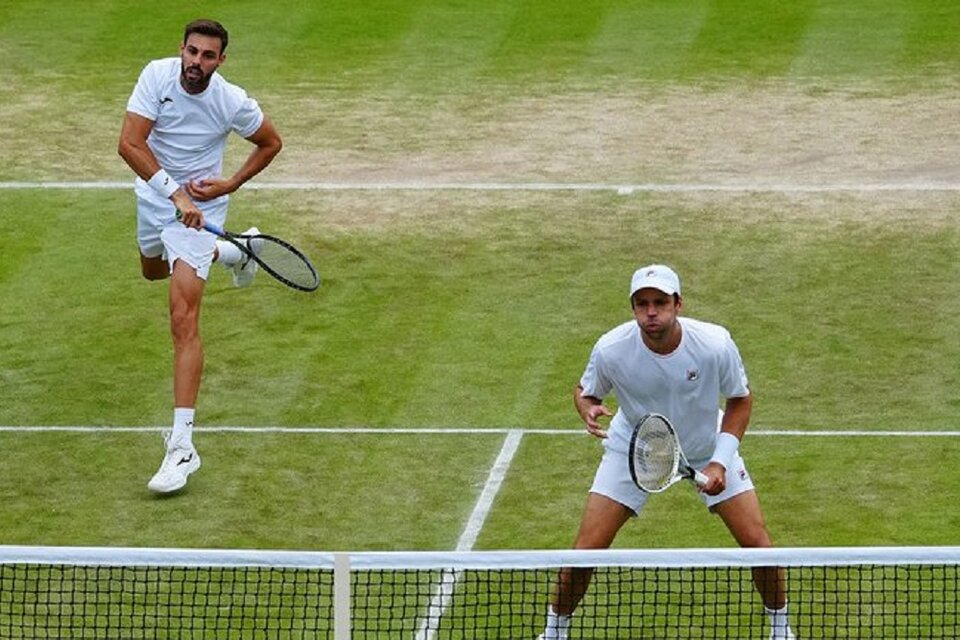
[140,253,170,280]
[555,494,632,614]
[714,490,794,639]
[147,259,204,493]
[168,259,205,408]
[540,494,633,639]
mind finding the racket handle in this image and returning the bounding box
[174,210,225,237]
[202,222,226,237]
[693,470,708,486]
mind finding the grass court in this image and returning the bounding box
[0,0,959,556]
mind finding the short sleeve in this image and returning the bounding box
[126,62,161,121]
[718,332,750,398]
[579,343,612,400]
[232,95,264,139]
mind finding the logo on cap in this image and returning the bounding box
[630,264,681,297]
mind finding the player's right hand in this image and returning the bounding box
[583,404,613,438]
[698,462,727,495]
[171,191,205,229]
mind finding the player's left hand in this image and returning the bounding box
[699,462,727,496]
[186,178,233,201]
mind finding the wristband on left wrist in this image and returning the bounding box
[709,432,740,470]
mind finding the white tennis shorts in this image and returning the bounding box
[589,439,755,515]
[135,185,227,281]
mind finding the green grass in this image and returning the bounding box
[1,188,958,553]
[3,190,960,431]
[0,431,497,550]
[1,2,959,636]
[2,1,960,182]
[0,0,958,564]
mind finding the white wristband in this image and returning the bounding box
[709,432,740,470]
[147,169,180,199]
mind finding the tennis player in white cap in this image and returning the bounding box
[538,264,794,640]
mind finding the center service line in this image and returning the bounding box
[415,429,524,640]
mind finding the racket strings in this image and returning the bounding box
[253,236,319,291]
[632,420,679,489]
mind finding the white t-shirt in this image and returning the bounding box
[579,317,750,463]
[126,57,264,202]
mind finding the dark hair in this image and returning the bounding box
[183,19,228,54]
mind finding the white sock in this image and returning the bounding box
[170,407,195,450]
[216,239,242,266]
[765,604,791,634]
[542,607,571,639]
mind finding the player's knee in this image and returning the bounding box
[572,525,619,550]
[738,528,774,549]
[140,255,170,280]
[142,269,168,281]
[573,537,608,551]
[169,308,200,342]
[170,324,200,347]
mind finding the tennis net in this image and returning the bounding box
[1,545,958,638]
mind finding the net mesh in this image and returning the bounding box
[1,564,330,639]
[1,547,959,638]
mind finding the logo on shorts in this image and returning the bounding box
[686,368,700,381]
[739,468,748,481]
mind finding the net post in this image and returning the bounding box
[334,553,351,640]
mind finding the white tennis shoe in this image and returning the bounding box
[232,226,261,287]
[769,626,796,640]
[147,444,201,493]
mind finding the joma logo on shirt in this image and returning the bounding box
[686,369,700,381]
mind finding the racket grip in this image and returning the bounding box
[175,210,225,237]
[694,470,708,486]
[202,222,226,237]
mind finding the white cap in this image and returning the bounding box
[629,264,681,298]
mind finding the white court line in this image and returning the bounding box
[3,180,960,193]
[1,425,959,436]
[416,429,524,640]
[456,429,524,551]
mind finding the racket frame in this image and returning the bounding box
[206,221,319,292]
[628,413,708,493]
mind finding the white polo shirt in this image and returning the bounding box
[580,316,750,464]
[126,57,264,204]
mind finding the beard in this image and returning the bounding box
[180,63,215,93]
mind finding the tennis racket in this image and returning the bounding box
[628,413,708,493]
[178,212,320,292]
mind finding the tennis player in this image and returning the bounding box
[118,19,282,493]
[538,265,795,640]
